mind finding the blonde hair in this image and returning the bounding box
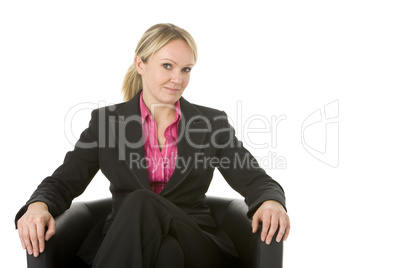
[121,23,198,101]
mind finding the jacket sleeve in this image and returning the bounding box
[15,109,100,228]
[215,111,286,218]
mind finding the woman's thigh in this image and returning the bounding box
[94,190,231,268]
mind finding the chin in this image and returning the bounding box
[159,96,179,105]
[165,91,183,100]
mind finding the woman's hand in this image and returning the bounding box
[251,200,290,245]
[17,202,56,257]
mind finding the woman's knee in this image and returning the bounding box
[123,189,156,206]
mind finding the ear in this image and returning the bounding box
[135,55,145,75]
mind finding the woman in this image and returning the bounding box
[16,23,290,267]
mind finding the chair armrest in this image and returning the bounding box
[221,199,283,268]
[27,198,111,268]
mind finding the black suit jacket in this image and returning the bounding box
[15,90,286,262]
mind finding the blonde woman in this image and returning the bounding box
[16,23,290,267]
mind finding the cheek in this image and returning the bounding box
[144,65,167,85]
[146,71,165,87]
[155,69,171,84]
[183,74,191,87]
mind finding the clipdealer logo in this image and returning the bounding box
[63,100,289,170]
[301,100,339,168]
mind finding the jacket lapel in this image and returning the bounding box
[112,91,151,190]
[111,90,209,194]
[160,96,209,195]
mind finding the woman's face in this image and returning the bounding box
[136,39,195,107]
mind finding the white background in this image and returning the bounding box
[1,1,401,267]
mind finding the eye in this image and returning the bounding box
[163,63,172,70]
[182,67,192,73]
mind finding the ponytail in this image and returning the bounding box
[121,60,142,102]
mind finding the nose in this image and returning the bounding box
[170,69,183,84]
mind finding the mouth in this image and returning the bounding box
[164,87,181,92]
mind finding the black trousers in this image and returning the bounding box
[92,190,239,268]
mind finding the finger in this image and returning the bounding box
[18,227,27,250]
[36,223,46,254]
[45,218,56,241]
[283,216,291,241]
[18,224,26,250]
[22,224,33,255]
[260,213,271,242]
[275,216,287,242]
[28,223,40,257]
[265,214,279,245]
[251,214,260,233]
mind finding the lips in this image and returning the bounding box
[164,87,180,92]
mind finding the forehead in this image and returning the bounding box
[152,39,195,65]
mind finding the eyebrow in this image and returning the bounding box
[161,58,194,66]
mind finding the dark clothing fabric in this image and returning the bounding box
[92,190,239,267]
[153,235,184,268]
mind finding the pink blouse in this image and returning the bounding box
[139,91,182,194]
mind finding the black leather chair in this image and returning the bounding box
[26,196,283,267]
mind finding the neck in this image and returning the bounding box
[152,106,176,123]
